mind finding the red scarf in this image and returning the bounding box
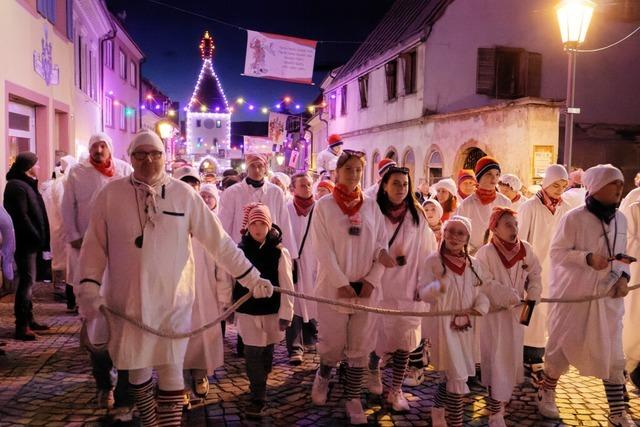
[491,235,526,269]
[333,184,363,217]
[293,195,314,217]
[442,246,467,276]
[386,202,407,224]
[537,189,561,214]
[458,188,471,200]
[475,188,497,205]
[90,157,115,177]
[511,193,521,203]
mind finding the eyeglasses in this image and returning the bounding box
[131,151,164,161]
[387,166,409,175]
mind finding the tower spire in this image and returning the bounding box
[199,31,215,60]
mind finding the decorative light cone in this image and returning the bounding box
[556,0,595,45]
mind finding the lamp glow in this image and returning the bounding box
[556,0,595,45]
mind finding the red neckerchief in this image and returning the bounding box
[442,246,466,276]
[90,157,115,177]
[511,193,521,203]
[458,188,471,200]
[491,235,526,269]
[475,188,497,205]
[293,195,314,217]
[386,202,407,224]
[537,189,561,214]
[332,184,363,217]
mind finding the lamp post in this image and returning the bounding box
[555,0,595,170]
[157,119,175,164]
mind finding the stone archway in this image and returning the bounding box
[424,146,444,185]
[385,147,398,162]
[462,147,487,170]
[371,150,380,186]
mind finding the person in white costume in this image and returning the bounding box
[517,164,571,381]
[75,131,275,427]
[475,208,542,427]
[537,164,635,426]
[316,133,344,175]
[368,165,437,412]
[310,149,388,425]
[563,168,587,209]
[417,215,490,427]
[497,174,526,210]
[622,200,640,389]
[230,202,294,418]
[285,172,319,365]
[199,183,218,212]
[271,172,292,201]
[363,158,397,198]
[434,178,458,222]
[60,133,132,410]
[456,156,511,254]
[314,179,334,200]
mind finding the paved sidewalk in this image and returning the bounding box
[0,283,639,426]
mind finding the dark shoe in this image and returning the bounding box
[15,326,37,341]
[630,364,640,389]
[289,353,304,366]
[29,321,50,331]
[245,400,266,418]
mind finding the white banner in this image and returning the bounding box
[268,112,287,146]
[244,30,316,84]
[243,136,273,154]
[289,150,300,168]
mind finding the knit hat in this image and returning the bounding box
[89,132,114,155]
[327,133,344,148]
[245,153,269,167]
[498,174,522,191]
[60,155,77,173]
[377,158,397,177]
[422,198,444,220]
[316,180,335,193]
[583,164,624,195]
[128,130,165,156]
[272,172,291,189]
[488,207,518,231]
[457,169,477,186]
[13,152,38,173]
[434,178,457,197]
[444,215,472,236]
[174,166,200,183]
[474,156,501,181]
[241,202,272,234]
[200,183,218,198]
[541,164,569,189]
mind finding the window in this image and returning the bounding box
[119,104,127,131]
[128,109,137,134]
[119,49,127,80]
[401,51,417,95]
[425,149,443,185]
[328,92,337,119]
[476,47,542,99]
[90,51,97,101]
[340,85,348,116]
[37,0,56,24]
[65,0,73,40]
[358,74,369,109]
[129,62,137,87]
[385,60,398,101]
[104,95,114,127]
[216,120,221,128]
[196,119,202,128]
[371,151,380,185]
[104,40,114,70]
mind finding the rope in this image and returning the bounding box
[93,283,640,341]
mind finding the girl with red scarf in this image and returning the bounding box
[418,215,490,427]
[475,208,542,426]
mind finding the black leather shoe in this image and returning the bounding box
[29,321,50,331]
[15,326,37,341]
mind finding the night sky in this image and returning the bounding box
[105,0,395,122]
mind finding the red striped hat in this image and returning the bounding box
[377,158,397,176]
[241,202,272,234]
[457,169,477,185]
[474,156,501,181]
[316,180,335,193]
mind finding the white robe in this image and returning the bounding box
[517,196,572,348]
[546,207,628,381]
[562,187,587,210]
[218,179,297,258]
[418,254,490,394]
[621,201,640,367]
[287,202,317,322]
[316,148,339,174]
[234,248,295,347]
[509,195,526,211]
[620,187,640,214]
[42,176,67,270]
[78,176,263,370]
[377,212,436,354]
[364,182,379,199]
[455,192,511,254]
[475,242,542,401]
[61,159,132,284]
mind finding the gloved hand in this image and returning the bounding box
[2,255,14,281]
[76,282,106,320]
[252,278,274,299]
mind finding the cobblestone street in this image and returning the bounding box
[0,283,639,426]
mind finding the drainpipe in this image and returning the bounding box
[99,25,117,131]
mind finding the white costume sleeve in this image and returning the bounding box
[524,243,543,301]
[549,214,590,268]
[418,259,444,302]
[61,168,82,243]
[517,201,534,243]
[310,202,351,289]
[77,188,108,286]
[275,192,299,259]
[362,205,388,288]
[472,262,491,315]
[277,247,295,322]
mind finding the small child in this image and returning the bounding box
[418,215,490,427]
[475,208,542,426]
[231,202,294,418]
[422,199,444,243]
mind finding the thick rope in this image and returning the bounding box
[93,283,640,340]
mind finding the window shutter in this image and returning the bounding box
[66,0,73,40]
[527,52,542,97]
[476,48,496,96]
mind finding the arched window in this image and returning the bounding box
[425,149,443,185]
[402,148,416,182]
[371,150,381,185]
[463,147,487,170]
[385,148,398,162]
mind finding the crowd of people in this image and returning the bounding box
[2,129,639,427]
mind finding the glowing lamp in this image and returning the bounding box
[146,94,153,100]
[556,0,595,45]
[200,105,207,112]
[248,105,255,110]
[284,96,292,103]
[236,97,245,104]
[261,107,268,114]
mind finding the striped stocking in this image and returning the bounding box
[433,382,447,408]
[130,379,157,427]
[540,373,559,391]
[346,366,365,400]
[391,350,410,390]
[446,392,464,427]
[603,380,625,417]
[157,389,184,426]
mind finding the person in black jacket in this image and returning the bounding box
[4,152,51,340]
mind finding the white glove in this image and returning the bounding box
[77,282,106,320]
[252,278,274,299]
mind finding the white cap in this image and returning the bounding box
[89,132,114,155]
[434,178,457,197]
[272,172,291,189]
[174,166,200,182]
[200,183,218,198]
[422,198,444,220]
[499,174,522,191]
[542,164,569,189]
[444,215,472,236]
[583,164,624,195]
[127,130,164,156]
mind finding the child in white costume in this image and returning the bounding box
[538,164,634,426]
[418,215,490,427]
[621,200,640,388]
[475,208,542,426]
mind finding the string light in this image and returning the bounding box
[283,96,291,103]
[236,97,245,104]
[261,107,268,114]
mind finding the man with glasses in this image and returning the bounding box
[61,132,132,411]
[76,130,274,426]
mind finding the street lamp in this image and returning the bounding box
[555,0,595,170]
[157,119,176,163]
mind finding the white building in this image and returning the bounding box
[310,0,640,189]
[185,31,231,174]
